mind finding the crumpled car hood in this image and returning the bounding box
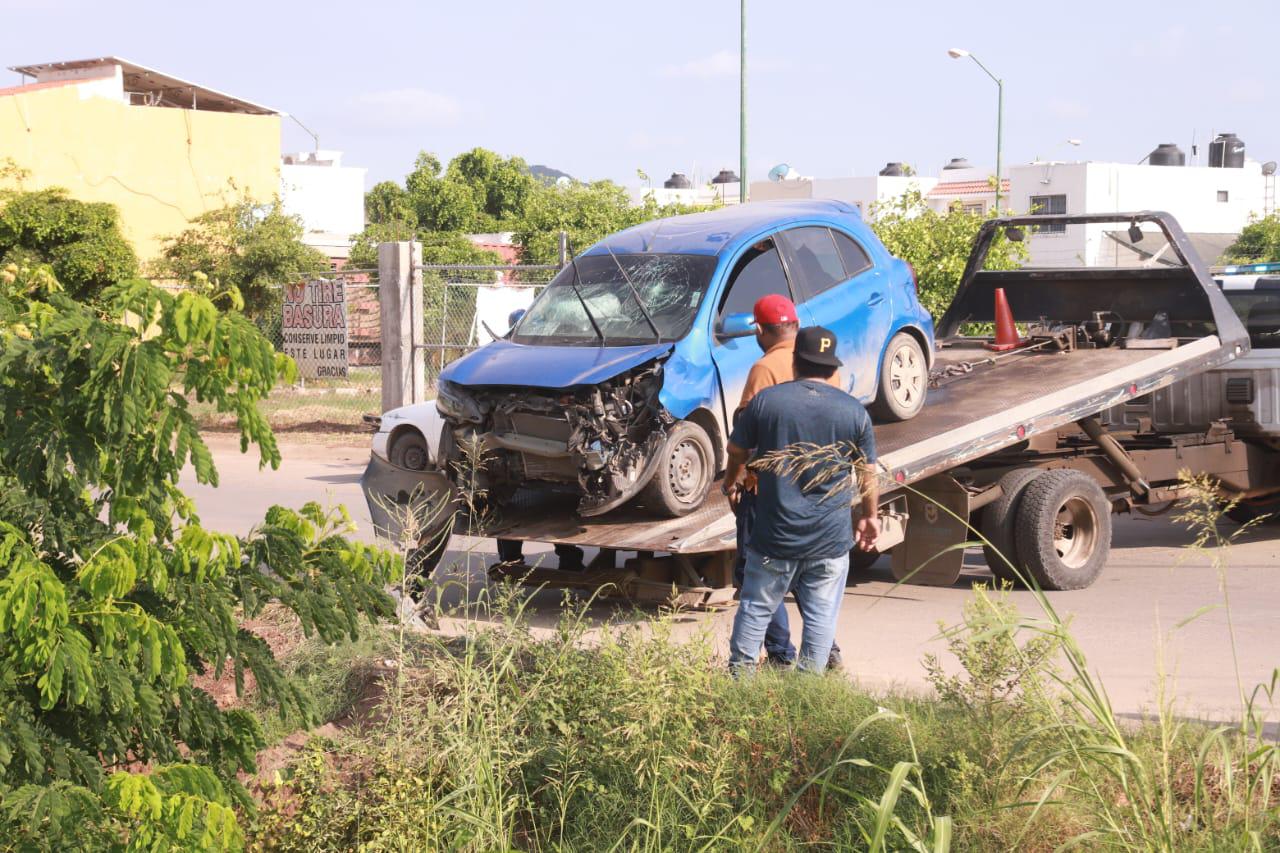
[440,340,674,389]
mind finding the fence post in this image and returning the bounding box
[558,230,569,267]
[377,241,425,413]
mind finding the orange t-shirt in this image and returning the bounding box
[736,338,842,416]
[736,338,842,490]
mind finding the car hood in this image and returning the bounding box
[440,340,674,389]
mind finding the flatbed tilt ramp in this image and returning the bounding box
[366,212,1250,603]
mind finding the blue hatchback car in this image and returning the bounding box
[435,200,934,518]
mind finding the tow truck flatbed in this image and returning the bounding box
[364,211,1264,598]
[482,334,1227,555]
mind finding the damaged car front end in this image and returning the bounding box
[438,360,675,516]
[434,250,721,518]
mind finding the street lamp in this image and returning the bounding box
[947,48,1003,210]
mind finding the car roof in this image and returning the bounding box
[581,199,863,258]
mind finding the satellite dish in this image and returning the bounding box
[1263,161,1278,177]
[555,176,571,188]
[768,163,792,182]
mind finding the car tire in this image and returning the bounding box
[640,420,715,518]
[981,468,1043,586]
[870,332,928,422]
[390,428,431,471]
[1014,469,1111,591]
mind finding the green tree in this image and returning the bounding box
[0,262,400,848]
[1222,214,1280,264]
[444,147,537,224]
[365,180,417,228]
[153,199,329,316]
[514,180,703,264]
[0,188,139,301]
[870,189,1026,319]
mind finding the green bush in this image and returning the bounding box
[0,263,401,848]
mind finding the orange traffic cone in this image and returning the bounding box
[985,287,1027,352]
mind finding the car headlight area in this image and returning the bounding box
[435,380,485,423]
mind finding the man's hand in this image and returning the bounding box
[723,481,744,511]
[855,515,880,552]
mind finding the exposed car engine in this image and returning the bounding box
[437,361,674,516]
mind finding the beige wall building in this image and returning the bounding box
[1,57,281,259]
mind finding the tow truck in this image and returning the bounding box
[362,212,1280,604]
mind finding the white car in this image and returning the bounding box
[369,399,445,471]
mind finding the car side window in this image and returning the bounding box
[719,238,791,318]
[832,230,873,278]
[781,227,846,301]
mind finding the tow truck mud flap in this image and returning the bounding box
[892,475,971,586]
[360,454,458,549]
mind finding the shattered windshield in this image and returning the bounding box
[510,253,716,345]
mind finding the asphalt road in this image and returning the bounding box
[188,434,1280,725]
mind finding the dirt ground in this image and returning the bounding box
[186,433,1280,728]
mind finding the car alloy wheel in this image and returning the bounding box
[888,341,924,411]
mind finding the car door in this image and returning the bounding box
[779,226,890,402]
[708,234,799,427]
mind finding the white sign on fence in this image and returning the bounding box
[282,279,348,379]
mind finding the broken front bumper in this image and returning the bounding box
[360,453,458,548]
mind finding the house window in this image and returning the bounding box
[1217,190,1229,203]
[962,201,985,215]
[1029,193,1067,234]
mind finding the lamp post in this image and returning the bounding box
[739,0,748,204]
[947,48,1003,211]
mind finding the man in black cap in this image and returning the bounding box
[723,326,880,674]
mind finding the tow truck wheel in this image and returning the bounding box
[870,332,928,422]
[981,468,1042,586]
[1014,470,1111,591]
[390,429,431,471]
[641,420,715,518]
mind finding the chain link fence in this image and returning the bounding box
[176,259,564,432]
[418,264,562,387]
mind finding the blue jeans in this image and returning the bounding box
[730,547,849,674]
[735,490,796,663]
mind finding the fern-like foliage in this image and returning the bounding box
[0,263,402,849]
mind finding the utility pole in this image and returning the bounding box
[739,0,747,204]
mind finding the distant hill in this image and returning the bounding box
[529,164,575,185]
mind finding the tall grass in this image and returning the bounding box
[244,450,1277,851]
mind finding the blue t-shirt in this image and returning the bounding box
[729,379,877,559]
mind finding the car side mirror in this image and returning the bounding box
[507,308,526,327]
[716,311,757,340]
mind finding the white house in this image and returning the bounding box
[748,173,938,218]
[1009,157,1274,268]
[280,149,367,263]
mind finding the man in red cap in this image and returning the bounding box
[727,294,844,668]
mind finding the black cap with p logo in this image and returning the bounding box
[794,325,842,367]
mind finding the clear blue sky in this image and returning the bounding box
[5,0,1276,189]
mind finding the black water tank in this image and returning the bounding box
[710,169,739,184]
[663,172,692,189]
[879,162,906,176]
[943,157,972,170]
[1148,143,1185,166]
[1209,133,1246,168]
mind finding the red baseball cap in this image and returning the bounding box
[752,294,796,325]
